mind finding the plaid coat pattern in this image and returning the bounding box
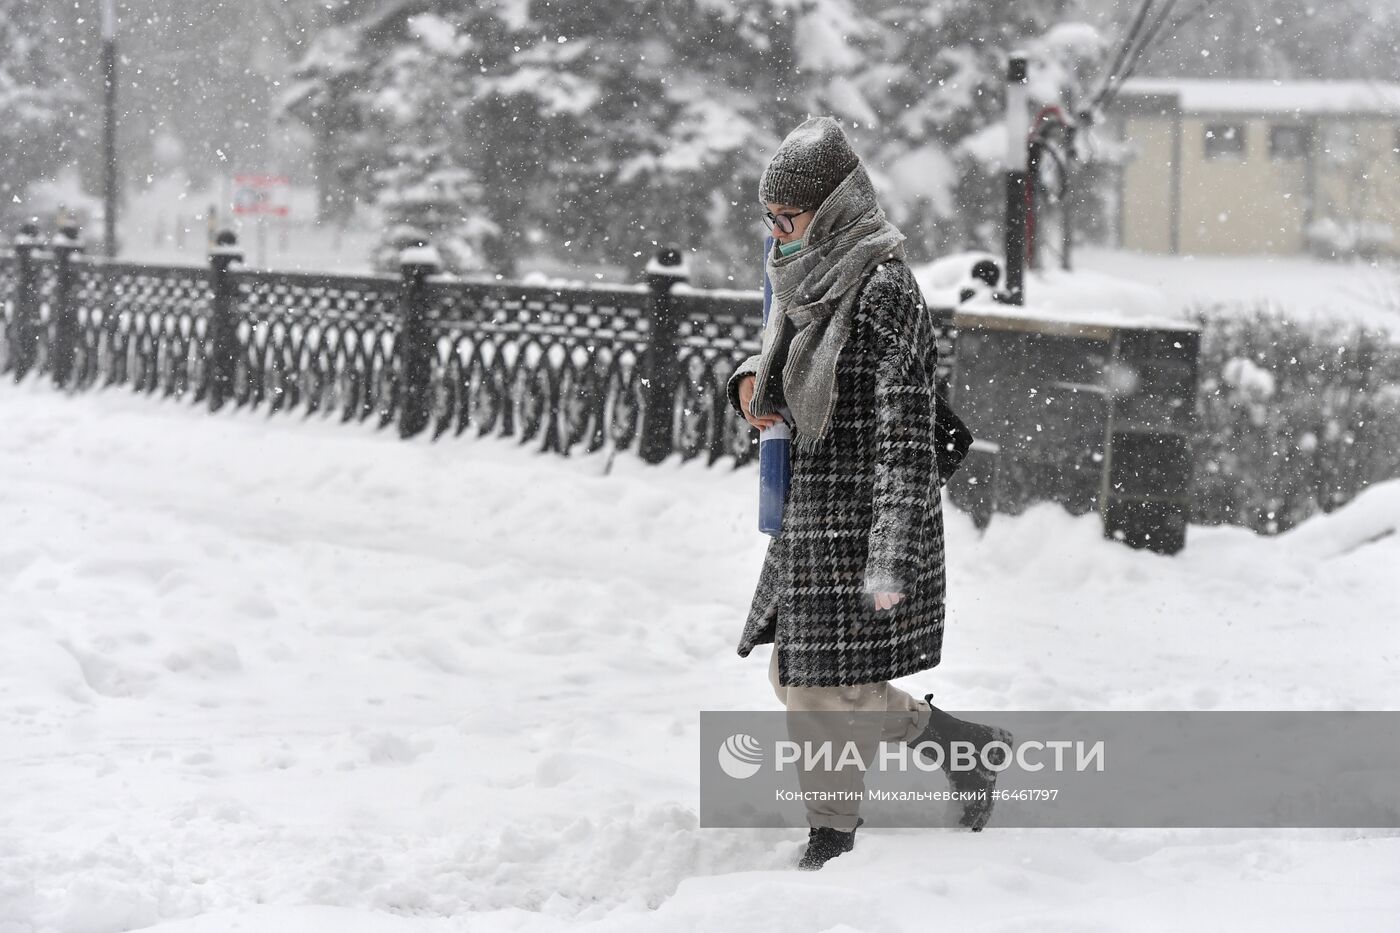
[726,257,946,688]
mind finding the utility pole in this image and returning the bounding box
[1003,52,1030,306]
[1062,122,1078,272]
[102,0,118,259]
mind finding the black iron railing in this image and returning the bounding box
[0,226,765,469]
[4,222,1396,550]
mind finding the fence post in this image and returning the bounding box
[397,243,441,439]
[50,223,84,389]
[639,246,689,464]
[11,221,43,381]
[1098,326,1201,554]
[207,229,243,412]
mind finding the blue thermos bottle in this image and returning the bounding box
[758,236,793,537]
[758,417,791,536]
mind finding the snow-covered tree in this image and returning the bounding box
[1127,0,1400,82]
[507,0,806,278]
[281,0,1112,281]
[363,10,504,274]
[0,0,82,227]
[281,8,389,223]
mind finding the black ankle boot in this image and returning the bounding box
[908,694,1014,831]
[797,817,865,870]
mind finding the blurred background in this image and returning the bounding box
[7,0,1400,286]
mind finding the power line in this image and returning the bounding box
[1119,0,1184,85]
[1090,0,1158,112]
[1097,0,1226,112]
[1120,0,1221,88]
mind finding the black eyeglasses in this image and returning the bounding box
[762,208,811,235]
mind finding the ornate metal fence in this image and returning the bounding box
[6,221,1398,551]
[0,224,761,468]
[26,223,1324,553]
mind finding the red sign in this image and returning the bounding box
[232,174,290,217]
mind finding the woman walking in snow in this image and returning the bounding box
[728,116,1011,870]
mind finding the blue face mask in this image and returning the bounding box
[777,238,804,257]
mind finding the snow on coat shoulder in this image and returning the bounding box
[731,257,946,689]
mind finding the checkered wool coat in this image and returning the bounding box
[727,257,946,688]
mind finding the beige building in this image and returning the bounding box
[1107,78,1400,257]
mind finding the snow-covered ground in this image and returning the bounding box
[2,375,1398,933]
[918,247,1400,337]
[1075,245,1400,336]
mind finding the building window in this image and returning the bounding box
[1204,123,1246,160]
[1269,125,1311,160]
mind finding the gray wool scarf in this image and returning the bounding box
[747,161,907,453]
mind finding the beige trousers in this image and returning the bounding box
[768,640,933,830]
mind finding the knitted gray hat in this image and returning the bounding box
[758,116,861,210]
